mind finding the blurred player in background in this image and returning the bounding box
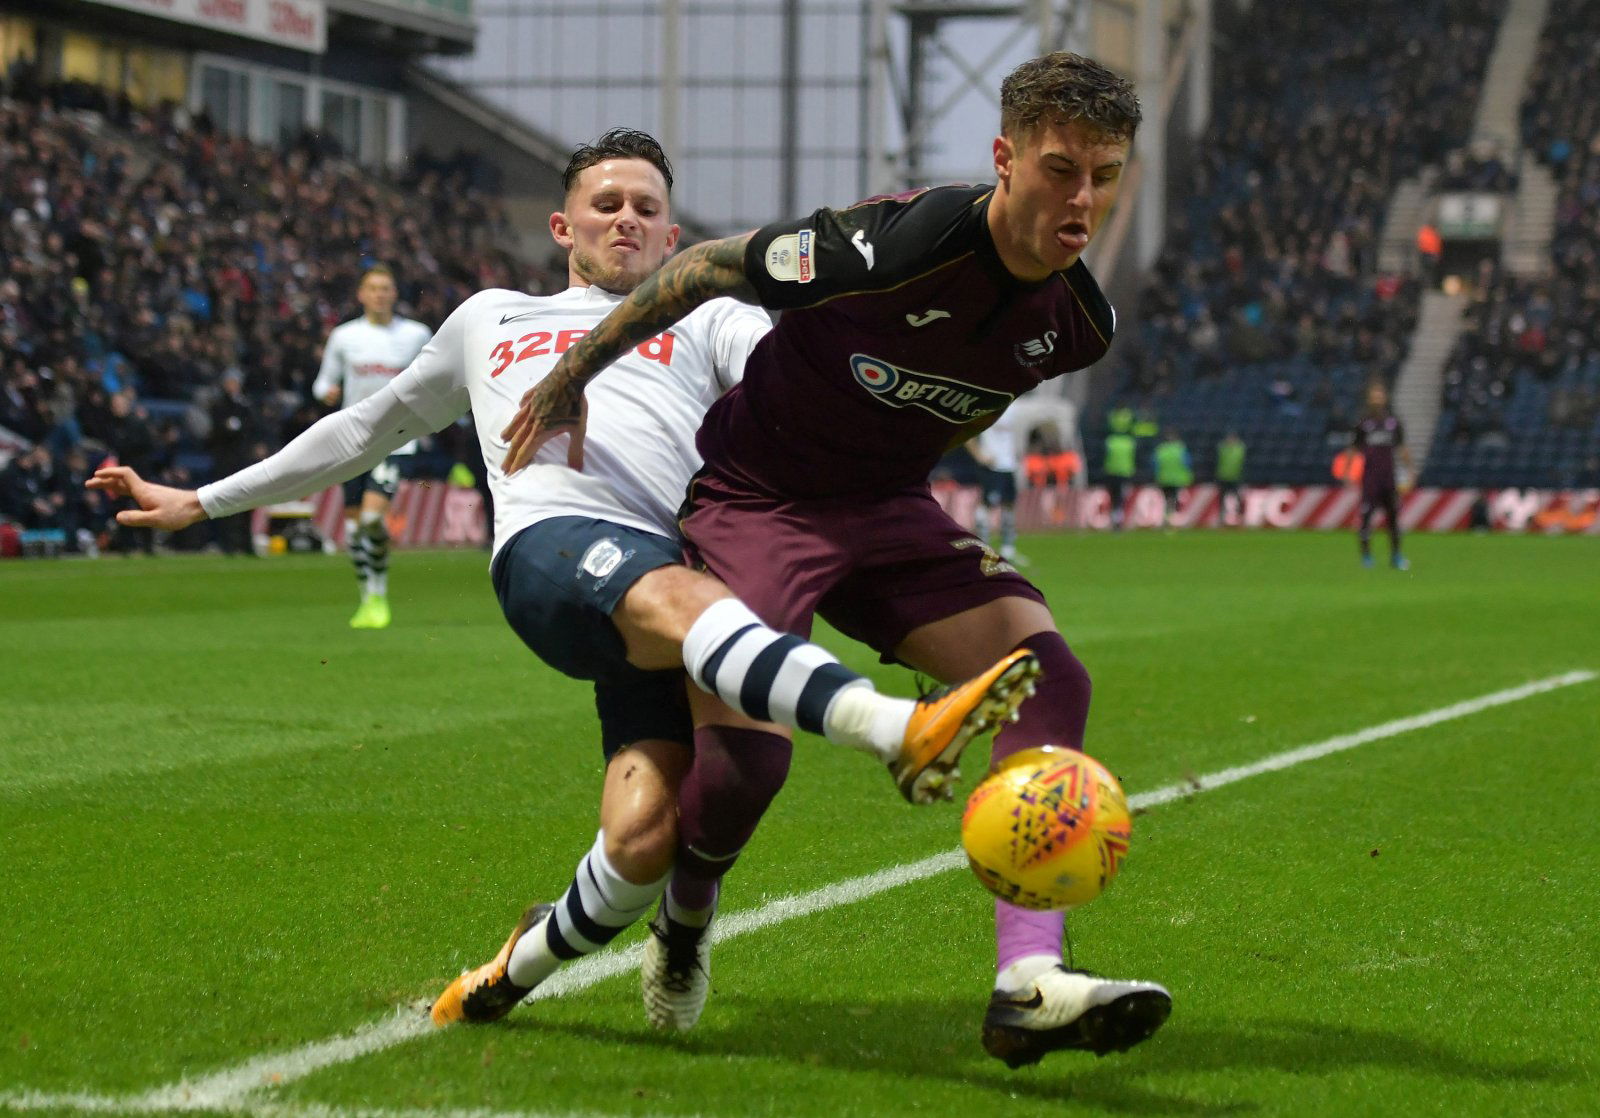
[501,52,1172,1067]
[968,408,1025,564]
[91,128,1034,1035]
[313,265,434,628]
[1352,383,1413,570]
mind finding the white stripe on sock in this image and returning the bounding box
[705,629,768,704]
[762,641,839,727]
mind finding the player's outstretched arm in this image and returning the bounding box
[501,233,756,474]
[87,466,207,530]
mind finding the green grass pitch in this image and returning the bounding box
[2,531,1596,1116]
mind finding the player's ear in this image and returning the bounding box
[550,210,575,250]
[664,223,681,255]
[993,135,1014,185]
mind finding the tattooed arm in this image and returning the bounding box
[501,233,757,473]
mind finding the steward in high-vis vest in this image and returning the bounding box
[1152,430,1192,528]
[1215,432,1246,526]
[1102,427,1136,531]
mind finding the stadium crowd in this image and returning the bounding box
[1426,0,1600,487]
[0,69,557,553]
[1093,0,1503,486]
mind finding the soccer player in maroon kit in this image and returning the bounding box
[1352,383,1414,570]
[502,53,1171,1064]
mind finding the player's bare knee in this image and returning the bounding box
[604,804,677,883]
[630,565,732,632]
[616,565,735,669]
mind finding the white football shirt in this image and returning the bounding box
[395,285,769,551]
[200,285,771,557]
[978,409,1019,473]
[313,314,434,454]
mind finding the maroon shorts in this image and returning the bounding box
[680,469,1046,657]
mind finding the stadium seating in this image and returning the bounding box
[1086,0,1503,486]
[1,78,553,548]
[1421,0,1600,489]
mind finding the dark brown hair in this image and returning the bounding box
[1000,52,1141,144]
[562,128,674,196]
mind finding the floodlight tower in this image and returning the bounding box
[863,0,1086,196]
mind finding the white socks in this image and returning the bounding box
[821,686,914,764]
[506,832,667,988]
[995,953,1060,994]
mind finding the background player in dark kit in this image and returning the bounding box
[1352,383,1414,570]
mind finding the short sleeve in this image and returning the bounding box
[742,186,983,311]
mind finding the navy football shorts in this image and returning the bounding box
[491,516,691,756]
[980,468,1018,506]
[342,455,404,507]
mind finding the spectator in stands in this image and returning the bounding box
[1095,0,1497,484]
[1416,222,1442,287]
[0,445,61,530]
[208,370,262,555]
[0,77,547,563]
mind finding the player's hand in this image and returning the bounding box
[87,465,207,530]
[500,373,588,474]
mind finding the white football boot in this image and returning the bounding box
[982,965,1171,1067]
[641,911,711,1030]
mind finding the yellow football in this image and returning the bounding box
[961,745,1132,910]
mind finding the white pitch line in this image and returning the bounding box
[6,668,1592,1118]
[1123,668,1598,812]
[129,1006,434,1112]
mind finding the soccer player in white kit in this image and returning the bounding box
[313,265,434,629]
[90,129,1038,1033]
[969,409,1025,565]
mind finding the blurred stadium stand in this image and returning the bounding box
[1083,0,1509,488]
[4,0,1596,556]
[1422,0,1600,489]
[0,0,598,550]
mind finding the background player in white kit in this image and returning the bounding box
[90,129,1037,1033]
[313,265,434,628]
[968,409,1025,566]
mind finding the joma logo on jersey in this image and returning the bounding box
[850,354,1013,423]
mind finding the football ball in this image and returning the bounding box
[961,745,1132,911]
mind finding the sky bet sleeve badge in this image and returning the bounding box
[764,230,814,283]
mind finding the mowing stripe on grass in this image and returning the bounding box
[0,1095,681,1118]
[5,668,1592,1117]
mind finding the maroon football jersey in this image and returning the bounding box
[1353,413,1405,492]
[697,185,1115,498]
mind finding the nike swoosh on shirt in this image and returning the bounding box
[499,311,541,325]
